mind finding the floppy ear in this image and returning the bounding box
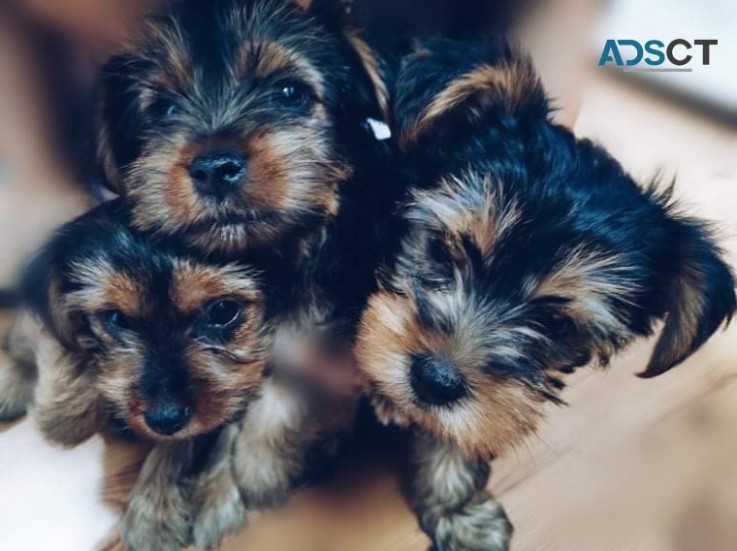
[641,213,736,377]
[95,54,144,194]
[21,240,88,352]
[32,334,105,447]
[341,30,391,124]
[394,38,547,150]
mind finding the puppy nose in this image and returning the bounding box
[410,356,466,406]
[188,151,246,200]
[143,401,192,436]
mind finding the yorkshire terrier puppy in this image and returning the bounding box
[93,3,395,546]
[17,198,354,550]
[95,0,389,256]
[23,199,270,445]
[356,39,736,550]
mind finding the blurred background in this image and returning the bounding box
[0,1,736,549]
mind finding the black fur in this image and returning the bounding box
[392,38,735,381]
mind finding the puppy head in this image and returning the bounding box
[24,200,271,443]
[357,65,735,458]
[96,0,387,254]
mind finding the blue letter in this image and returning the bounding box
[619,39,644,66]
[644,40,665,65]
[599,39,624,66]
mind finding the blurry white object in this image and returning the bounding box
[596,0,737,115]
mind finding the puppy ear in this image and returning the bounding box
[95,54,144,194]
[394,37,548,150]
[641,206,736,377]
[341,30,391,123]
[21,240,85,352]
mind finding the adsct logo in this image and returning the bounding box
[599,39,718,72]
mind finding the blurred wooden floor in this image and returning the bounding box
[1,51,737,551]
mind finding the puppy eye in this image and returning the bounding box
[548,311,577,338]
[150,97,179,120]
[427,235,452,266]
[276,81,312,108]
[102,310,131,331]
[203,300,243,327]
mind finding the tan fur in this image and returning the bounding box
[171,261,263,315]
[407,431,512,550]
[236,40,325,98]
[532,247,638,334]
[128,122,350,254]
[357,291,545,459]
[118,441,196,551]
[645,259,710,376]
[32,334,105,447]
[400,60,543,149]
[413,174,522,260]
[190,425,247,549]
[95,111,126,194]
[139,16,193,92]
[67,258,144,317]
[344,30,390,121]
[0,313,38,420]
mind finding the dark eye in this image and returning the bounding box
[204,300,243,327]
[427,235,452,266]
[548,311,577,339]
[150,97,178,120]
[102,310,130,331]
[276,82,312,108]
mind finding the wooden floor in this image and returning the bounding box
[2,25,737,551]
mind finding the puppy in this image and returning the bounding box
[23,198,270,445]
[18,198,353,550]
[356,39,736,550]
[94,3,395,546]
[95,0,389,255]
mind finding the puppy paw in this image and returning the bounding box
[0,323,37,421]
[431,493,512,551]
[191,479,246,549]
[122,491,191,551]
[0,359,35,421]
[120,444,195,551]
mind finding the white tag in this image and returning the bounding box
[365,117,392,141]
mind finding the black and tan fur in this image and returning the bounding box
[356,38,736,550]
[9,198,354,550]
[80,0,395,547]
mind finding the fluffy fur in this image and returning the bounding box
[22,199,271,444]
[356,37,736,549]
[10,197,357,549]
[86,1,395,547]
[95,0,389,257]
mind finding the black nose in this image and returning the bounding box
[188,151,246,200]
[410,355,466,406]
[143,401,192,436]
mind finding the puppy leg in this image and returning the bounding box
[33,334,104,446]
[231,380,354,510]
[190,424,247,549]
[406,430,512,551]
[119,441,195,551]
[0,314,37,420]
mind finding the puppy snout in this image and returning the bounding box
[188,150,247,200]
[143,400,192,436]
[410,355,466,406]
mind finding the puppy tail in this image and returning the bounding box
[641,189,736,377]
